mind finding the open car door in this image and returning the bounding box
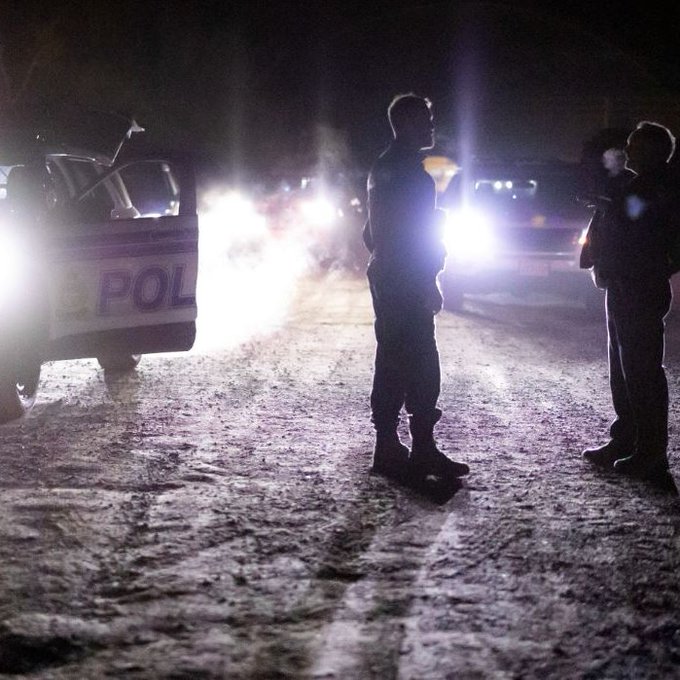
[45,154,198,365]
[0,106,199,422]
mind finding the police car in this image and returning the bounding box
[0,105,198,423]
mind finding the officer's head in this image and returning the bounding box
[387,94,434,150]
[625,121,676,175]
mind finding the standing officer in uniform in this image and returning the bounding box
[582,121,679,482]
[364,93,469,482]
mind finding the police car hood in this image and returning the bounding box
[0,103,142,166]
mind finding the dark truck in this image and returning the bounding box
[438,159,600,311]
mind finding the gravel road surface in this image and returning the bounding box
[1,272,679,679]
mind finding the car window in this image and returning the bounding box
[45,160,71,206]
[117,161,180,217]
[1,158,186,226]
[523,171,582,214]
[0,163,65,228]
[444,165,583,216]
[60,158,120,224]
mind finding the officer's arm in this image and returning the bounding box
[367,169,398,257]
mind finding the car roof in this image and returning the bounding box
[460,158,580,179]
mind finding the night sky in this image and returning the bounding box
[1,1,680,178]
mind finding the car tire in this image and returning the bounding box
[0,360,41,424]
[97,354,142,373]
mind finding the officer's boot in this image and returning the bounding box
[408,408,469,481]
[613,450,670,479]
[371,428,410,479]
[582,440,632,469]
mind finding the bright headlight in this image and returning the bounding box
[444,207,495,260]
[299,197,337,226]
[0,225,29,311]
[199,189,267,256]
[0,227,26,294]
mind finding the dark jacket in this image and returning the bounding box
[579,168,634,275]
[589,165,680,283]
[365,140,446,298]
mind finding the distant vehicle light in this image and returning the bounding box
[299,197,336,226]
[444,207,495,261]
[578,227,589,246]
[199,189,267,255]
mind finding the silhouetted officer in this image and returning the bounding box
[579,146,635,278]
[582,121,679,481]
[364,93,469,482]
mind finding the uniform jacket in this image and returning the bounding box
[364,140,446,300]
[587,165,680,284]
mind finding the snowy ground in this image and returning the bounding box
[0,271,679,679]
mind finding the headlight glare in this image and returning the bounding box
[299,197,336,226]
[0,227,27,297]
[444,208,495,261]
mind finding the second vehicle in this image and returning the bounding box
[437,159,601,311]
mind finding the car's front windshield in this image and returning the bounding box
[445,167,583,217]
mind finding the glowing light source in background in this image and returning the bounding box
[444,207,495,261]
[198,188,267,255]
[192,186,311,353]
[299,196,337,226]
[0,225,27,303]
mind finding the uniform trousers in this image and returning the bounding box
[369,278,441,433]
[605,276,672,457]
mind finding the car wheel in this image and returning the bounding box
[0,360,41,424]
[97,354,142,373]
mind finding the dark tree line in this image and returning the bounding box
[1,1,679,180]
